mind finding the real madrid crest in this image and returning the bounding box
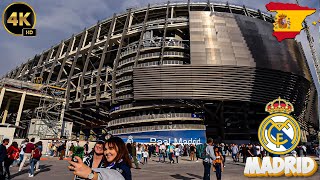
[258,97,300,155]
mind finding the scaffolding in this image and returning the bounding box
[32,79,66,139]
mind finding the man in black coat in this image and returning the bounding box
[0,138,10,179]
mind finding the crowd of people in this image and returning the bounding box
[1,136,320,180]
[0,138,43,179]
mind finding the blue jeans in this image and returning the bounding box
[169,153,174,163]
[137,154,142,161]
[203,161,211,180]
[215,163,222,180]
[29,158,38,175]
[19,154,24,164]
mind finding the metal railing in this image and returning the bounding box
[108,113,202,127]
[110,124,205,134]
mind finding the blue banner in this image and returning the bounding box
[116,130,206,145]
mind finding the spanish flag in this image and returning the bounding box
[266,2,316,42]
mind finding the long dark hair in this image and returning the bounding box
[105,137,132,168]
[11,142,18,149]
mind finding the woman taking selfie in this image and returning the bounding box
[68,137,132,180]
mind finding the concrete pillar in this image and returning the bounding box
[2,98,11,124]
[89,73,94,97]
[15,91,26,126]
[0,88,6,110]
[171,6,174,19]
[59,101,66,138]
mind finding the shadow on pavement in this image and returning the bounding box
[10,164,52,179]
[170,174,195,179]
[186,173,202,179]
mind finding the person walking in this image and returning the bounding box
[19,138,35,171]
[136,144,142,164]
[0,138,10,180]
[59,142,66,160]
[29,143,42,177]
[168,143,175,164]
[35,141,43,172]
[143,149,148,164]
[190,144,196,161]
[18,139,27,166]
[69,143,75,157]
[5,141,19,179]
[220,143,226,167]
[242,144,247,163]
[159,143,166,163]
[174,145,180,164]
[131,142,140,169]
[203,138,216,180]
[213,146,224,180]
[148,145,153,159]
[231,144,238,162]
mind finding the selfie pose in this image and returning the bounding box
[69,137,132,180]
[74,141,106,180]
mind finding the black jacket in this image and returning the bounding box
[0,144,7,162]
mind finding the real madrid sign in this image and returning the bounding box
[258,97,300,155]
[244,97,318,177]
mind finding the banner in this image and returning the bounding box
[116,130,206,145]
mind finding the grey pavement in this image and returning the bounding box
[8,156,320,180]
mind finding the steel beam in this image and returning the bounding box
[15,91,26,126]
[19,62,29,80]
[56,35,75,83]
[226,2,232,13]
[243,5,249,17]
[2,98,11,124]
[111,9,132,104]
[0,88,5,110]
[134,4,150,67]
[159,2,170,65]
[80,21,100,106]
[31,52,45,82]
[65,29,87,110]
[14,63,26,79]
[46,41,64,84]
[96,15,116,106]
[40,48,54,79]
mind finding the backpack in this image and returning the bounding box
[32,148,42,160]
[196,143,207,159]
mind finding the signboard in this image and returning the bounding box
[116,129,206,145]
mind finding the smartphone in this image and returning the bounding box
[72,146,84,162]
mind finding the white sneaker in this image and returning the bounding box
[36,169,40,172]
[196,160,199,162]
[29,174,34,177]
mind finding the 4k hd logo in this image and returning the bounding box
[2,2,36,36]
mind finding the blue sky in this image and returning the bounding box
[0,0,319,90]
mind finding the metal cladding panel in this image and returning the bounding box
[133,65,310,113]
[189,11,312,82]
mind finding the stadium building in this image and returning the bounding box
[1,2,318,143]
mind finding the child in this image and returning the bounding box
[143,149,149,164]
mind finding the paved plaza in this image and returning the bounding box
[8,156,320,180]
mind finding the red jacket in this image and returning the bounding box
[7,146,20,160]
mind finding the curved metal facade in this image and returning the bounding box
[3,2,318,141]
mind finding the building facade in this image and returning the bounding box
[2,2,318,143]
